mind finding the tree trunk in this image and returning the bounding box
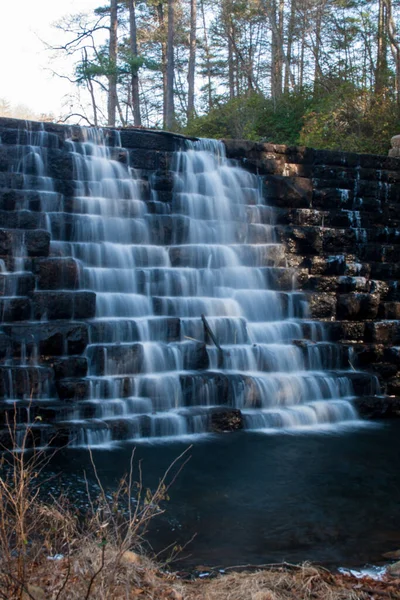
[200,0,213,111]
[284,0,296,92]
[384,0,400,103]
[313,3,323,91]
[187,0,197,121]
[166,0,175,129]
[375,0,387,93]
[156,4,168,128]
[108,0,118,127]
[129,0,142,126]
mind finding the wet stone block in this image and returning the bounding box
[52,357,88,380]
[365,321,400,344]
[56,379,90,401]
[304,255,347,276]
[87,344,144,376]
[0,366,54,399]
[277,226,323,255]
[210,408,244,432]
[336,293,380,320]
[25,230,50,257]
[2,322,89,357]
[46,149,74,180]
[0,273,35,296]
[263,175,313,208]
[32,292,96,320]
[118,129,185,152]
[354,396,400,419]
[313,149,359,167]
[0,209,46,229]
[326,321,365,342]
[0,298,31,322]
[307,292,336,319]
[379,302,400,319]
[128,149,172,171]
[150,170,175,191]
[34,258,80,290]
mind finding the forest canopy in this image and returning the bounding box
[49,0,400,154]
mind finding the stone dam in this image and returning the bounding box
[0,117,399,448]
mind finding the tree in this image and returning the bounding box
[166,0,176,128]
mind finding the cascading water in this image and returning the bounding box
[0,123,378,447]
[50,133,366,446]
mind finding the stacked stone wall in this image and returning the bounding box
[224,139,400,416]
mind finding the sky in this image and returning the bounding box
[0,0,101,117]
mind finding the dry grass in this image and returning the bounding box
[12,557,400,599]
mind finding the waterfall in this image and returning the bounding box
[0,124,378,448]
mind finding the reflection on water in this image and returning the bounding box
[46,421,400,568]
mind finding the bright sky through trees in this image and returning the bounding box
[0,0,100,116]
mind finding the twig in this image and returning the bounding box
[84,541,106,600]
[359,587,400,599]
[55,553,72,600]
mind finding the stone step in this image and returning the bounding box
[0,272,35,296]
[369,262,400,280]
[0,172,75,197]
[89,316,181,344]
[276,225,400,256]
[0,189,63,212]
[87,340,208,376]
[34,257,80,290]
[0,321,89,358]
[31,291,96,320]
[0,126,63,148]
[312,164,400,184]
[168,243,286,268]
[301,275,370,294]
[0,229,50,257]
[0,297,31,322]
[0,209,47,229]
[365,321,400,344]
[336,292,380,320]
[0,365,54,399]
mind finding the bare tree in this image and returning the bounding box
[108,0,118,126]
[166,0,176,129]
[187,0,197,120]
[128,0,142,125]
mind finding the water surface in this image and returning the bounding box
[50,420,400,568]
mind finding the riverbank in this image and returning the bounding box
[12,555,400,599]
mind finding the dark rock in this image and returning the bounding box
[277,225,322,255]
[128,149,172,171]
[87,344,144,376]
[150,170,175,191]
[365,321,400,344]
[263,175,313,208]
[56,379,90,401]
[25,230,50,257]
[354,395,400,419]
[35,258,80,290]
[183,342,209,370]
[52,357,88,379]
[380,302,400,319]
[210,408,244,432]
[307,292,336,318]
[0,366,54,399]
[0,298,31,322]
[336,293,380,320]
[2,322,89,357]
[32,292,96,320]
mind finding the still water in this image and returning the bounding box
[50,421,400,568]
